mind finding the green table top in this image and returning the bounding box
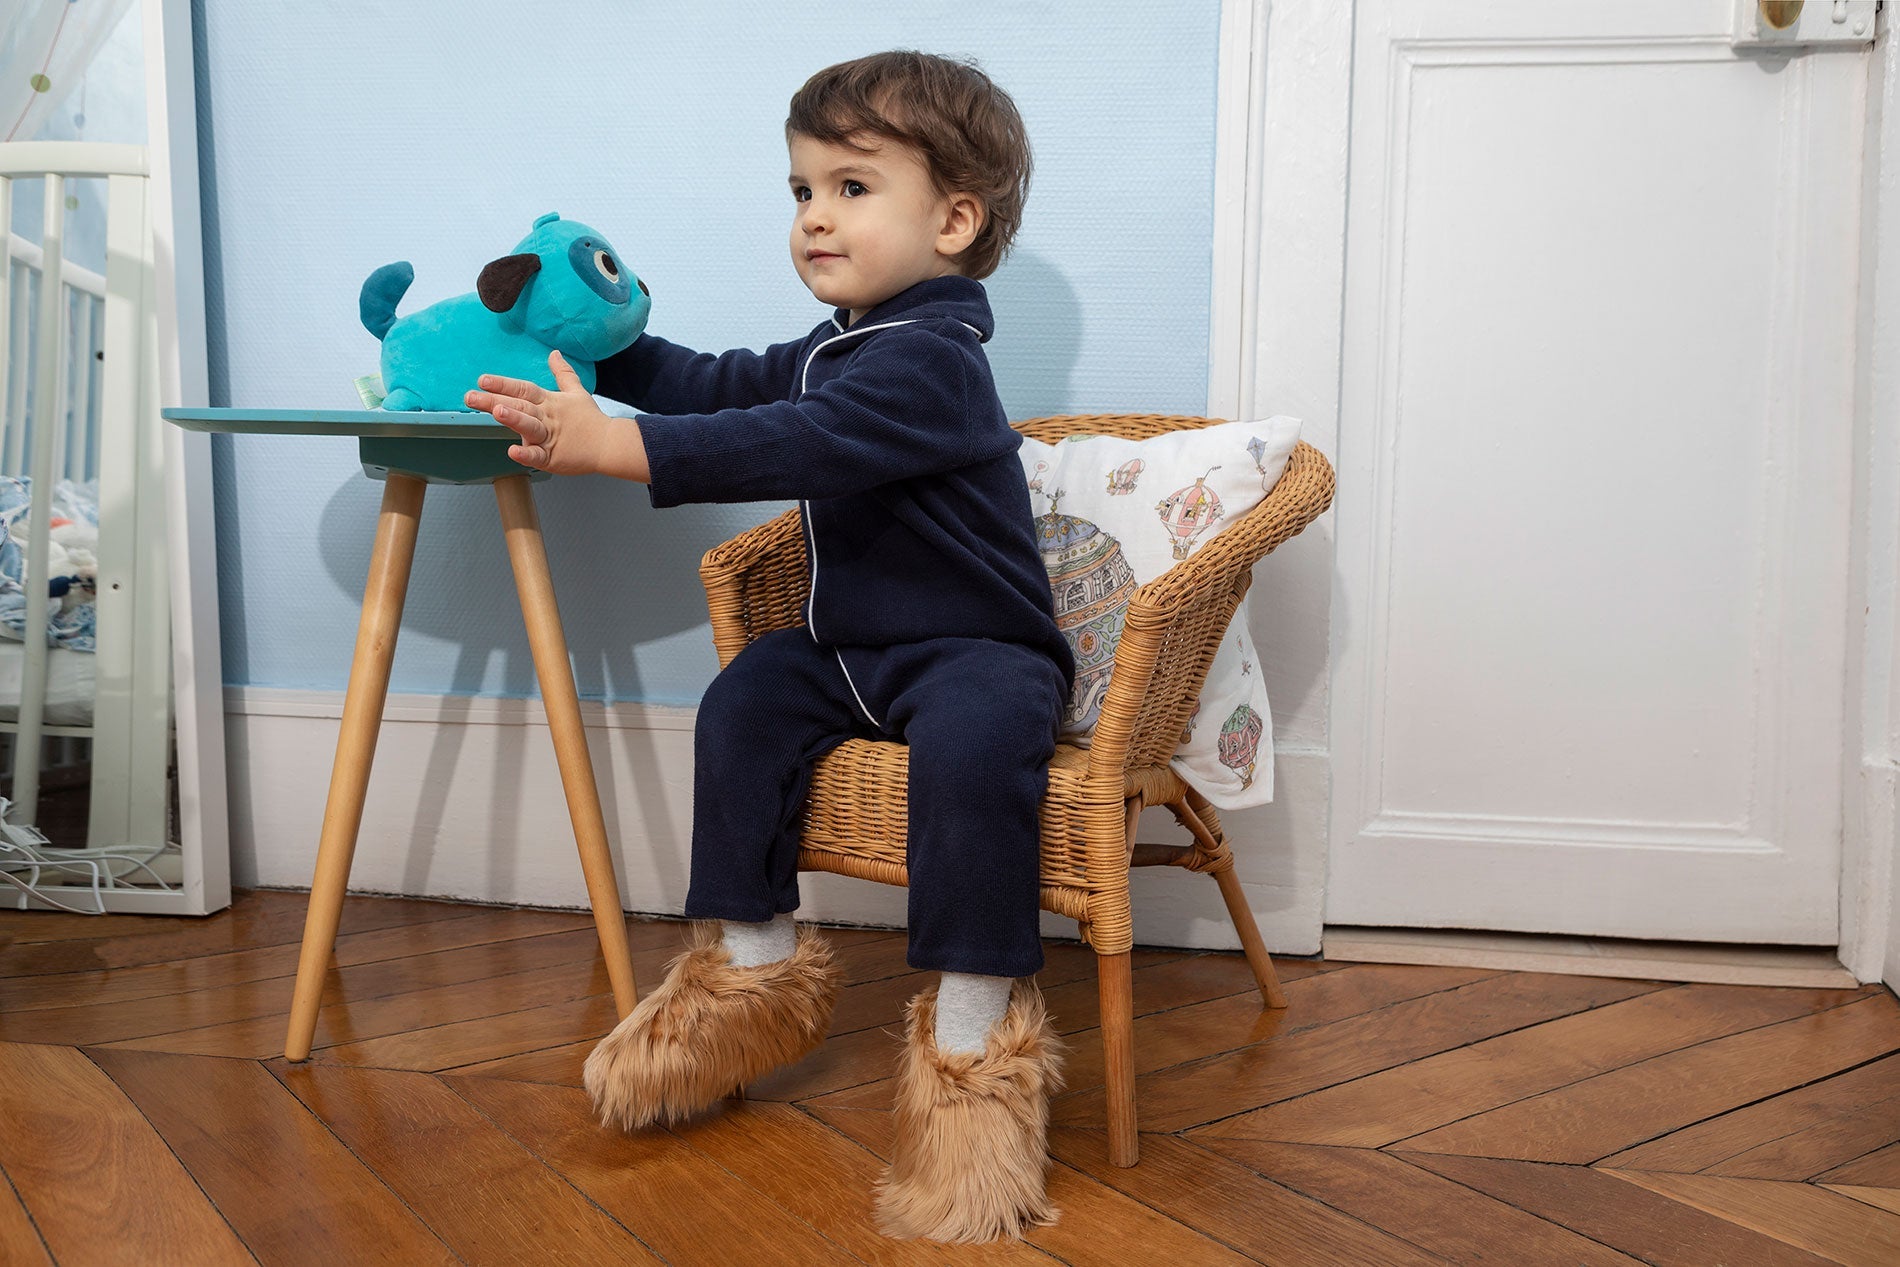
[162,407,513,440]
[161,407,541,484]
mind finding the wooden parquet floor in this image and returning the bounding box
[2,891,1899,1265]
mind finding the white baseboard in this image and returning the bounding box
[222,688,1328,955]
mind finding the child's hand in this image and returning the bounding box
[465,350,649,481]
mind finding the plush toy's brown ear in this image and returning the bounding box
[477,253,542,312]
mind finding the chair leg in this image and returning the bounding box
[285,475,425,1061]
[1096,948,1139,1166]
[495,476,639,1020]
[1171,792,1289,1010]
[1212,865,1288,1009]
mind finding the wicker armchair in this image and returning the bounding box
[698,415,1336,1166]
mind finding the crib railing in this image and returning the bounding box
[0,143,171,853]
[1,240,107,823]
[5,235,106,483]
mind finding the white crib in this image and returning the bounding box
[0,142,178,909]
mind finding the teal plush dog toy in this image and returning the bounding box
[360,212,651,411]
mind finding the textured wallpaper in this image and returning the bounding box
[196,1,1222,702]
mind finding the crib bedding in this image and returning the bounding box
[0,641,95,725]
[0,476,98,652]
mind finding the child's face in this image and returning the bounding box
[788,132,980,325]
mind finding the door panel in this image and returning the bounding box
[1327,0,1863,940]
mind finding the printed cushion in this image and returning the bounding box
[1021,417,1301,808]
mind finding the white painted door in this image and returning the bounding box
[1327,0,1868,942]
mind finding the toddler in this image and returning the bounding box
[467,50,1071,1242]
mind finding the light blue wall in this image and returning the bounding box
[195,1,1222,704]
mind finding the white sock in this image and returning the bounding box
[934,972,1014,1054]
[721,913,796,967]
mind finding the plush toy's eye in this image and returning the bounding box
[568,238,632,303]
[636,277,650,298]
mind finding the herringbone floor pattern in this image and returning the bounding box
[2,890,1898,1264]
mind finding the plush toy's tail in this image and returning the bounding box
[359,262,415,341]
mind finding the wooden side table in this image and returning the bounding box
[164,408,638,1059]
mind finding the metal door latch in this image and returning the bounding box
[1733,0,1880,48]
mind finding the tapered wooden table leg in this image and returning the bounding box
[285,474,426,1061]
[495,475,639,1019]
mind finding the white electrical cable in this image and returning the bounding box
[0,865,118,915]
[0,795,175,913]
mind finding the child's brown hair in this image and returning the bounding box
[787,50,1031,279]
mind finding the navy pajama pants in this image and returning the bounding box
[683,628,1068,978]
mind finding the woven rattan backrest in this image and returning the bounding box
[1013,414,1226,445]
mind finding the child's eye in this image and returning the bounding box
[843,180,867,197]
[792,186,812,202]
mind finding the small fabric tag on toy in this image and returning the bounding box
[354,374,386,409]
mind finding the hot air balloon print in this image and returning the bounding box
[1179,697,1202,746]
[1106,457,1144,495]
[1027,459,1049,494]
[1156,467,1224,560]
[1034,491,1138,733]
[1218,704,1265,788]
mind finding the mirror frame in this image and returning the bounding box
[145,0,230,913]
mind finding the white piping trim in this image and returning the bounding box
[800,496,819,640]
[799,318,919,394]
[834,648,883,728]
[793,314,988,640]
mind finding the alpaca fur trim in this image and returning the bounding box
[875,979,1067,1243]
[582,923,836,1130]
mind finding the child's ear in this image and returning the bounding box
[936,193,985,259]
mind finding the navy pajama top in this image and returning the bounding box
[595,275,1073,684]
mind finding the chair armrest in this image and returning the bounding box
[1086,441,1337,779]
[699,507,809,669]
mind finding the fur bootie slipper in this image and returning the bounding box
[582,923,836,1130]
[875,979,1066,1242]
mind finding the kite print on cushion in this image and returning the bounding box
[1021,416,1301,808]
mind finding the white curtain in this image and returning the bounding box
[0,0,136,143]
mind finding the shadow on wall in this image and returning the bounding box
[313,470,759,901]
[987,250,1083,420]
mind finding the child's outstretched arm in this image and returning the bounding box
[596,333,807,416]
[466,350,650,483]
